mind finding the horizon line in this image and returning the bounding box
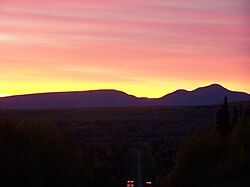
[1,83,249,99]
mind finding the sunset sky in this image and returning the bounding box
[0,0,249,98]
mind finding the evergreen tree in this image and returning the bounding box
[232,106,239,125]
[216,96,230,137]
[0,100,2,116]
[243,108,248,126]
[239,102,243,118]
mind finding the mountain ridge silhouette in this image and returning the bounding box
[1,84,249,109]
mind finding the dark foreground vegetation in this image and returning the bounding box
[0,100,249,186]
[0,117,117,186]
[161,98,250,187]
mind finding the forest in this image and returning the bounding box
[0,99,249,187]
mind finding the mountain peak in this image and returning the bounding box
[1,84,249,109]
[207,84,226,89]
[193,84,228,92]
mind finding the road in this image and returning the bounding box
[136,150,143,187]
[125,149,157,186]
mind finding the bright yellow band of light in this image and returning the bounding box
[0,0,249,97]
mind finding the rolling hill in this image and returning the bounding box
[0,84,249,109]
[155,84,250,106]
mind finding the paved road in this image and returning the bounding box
[136,150,143,187]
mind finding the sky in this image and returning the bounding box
[0,0,249,98]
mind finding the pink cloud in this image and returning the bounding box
[0,0,249,95]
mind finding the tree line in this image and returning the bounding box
[160,97,250,187]
[0,117,117,186]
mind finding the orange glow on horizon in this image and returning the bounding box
[0,0,249,97]
[0,80,249,98]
